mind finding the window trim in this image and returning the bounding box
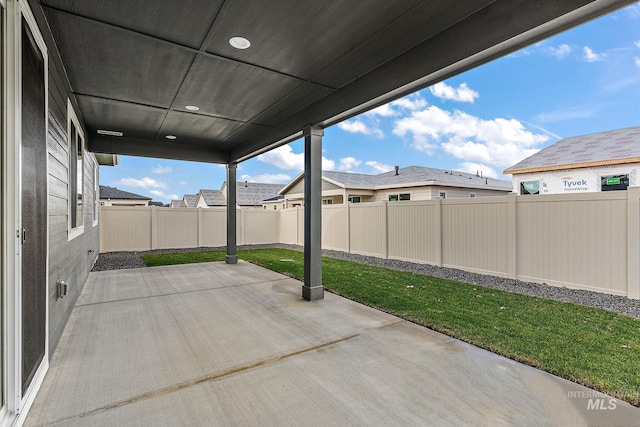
[92,161,98,226]
[67,99,85,240]
[348,196,361,203]
[520,180,540,195]
[322,198,333,205]
[388,192,411,202]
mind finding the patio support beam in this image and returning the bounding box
[226,163,238,264]
[302,126,324,301]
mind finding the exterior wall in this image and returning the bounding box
[512,163,639,195]
[47,60,99,356]
[370,185,509,202]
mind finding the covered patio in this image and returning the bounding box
[25,261,640,426]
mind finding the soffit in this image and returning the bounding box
[32,0,633,164]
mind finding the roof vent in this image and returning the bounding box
[394,166,399,175]
[245,180,248,187]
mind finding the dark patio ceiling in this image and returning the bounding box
[31,0,635,164]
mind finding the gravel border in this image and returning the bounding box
[93,244,640,319]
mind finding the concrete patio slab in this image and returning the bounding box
[26,261,639,426]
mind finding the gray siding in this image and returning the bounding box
[47,62,99,356]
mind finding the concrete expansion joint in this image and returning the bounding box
[74,278,293,308]
[45,333,360,425]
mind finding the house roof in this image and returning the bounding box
[261,195,285,203]
[99,185,151,200]
[170,200,185,207]
[504,126,640,174]
[281,166,512,194]
[31,0,627,165]
[233,183,284,206]
[199,190,227,206]
[183,194,198,207]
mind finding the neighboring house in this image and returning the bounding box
[169,200,186,208]
[280,166,512,207]
[261,195,286,210]
[99,185,151,207]
[149,201,166,207]
[195,189,227,207]
[505,126,640,195]
[220,181,284,208]
[183,194,198,207]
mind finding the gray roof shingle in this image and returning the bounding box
[199,190,226,206]
[183,194,198,207]
[321,166,511,191]
[99,185,151,200]
[233,182,284,206]
[505,126,640,174]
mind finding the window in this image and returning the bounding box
[322,199,333,205]
[273,205,277,210]
[438,191,447,199]
[348,196,361,203]
[520,181,539,195]
[601,175,629,192]
[388,193,410,202]
[92,163,98,225]
[469,193,476,198]
[68,101,85,238]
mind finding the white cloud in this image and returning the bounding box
[583,46,605,62]
[635,57,640,67]
[115,177,167,189]
[457,162,499,179]
[365,161,392,174]
[257,144,335,171]
[149,190,179,201]
[549,43,571,59]
[534,104,598,123]
[337,120,384,138]
[337,157,362,171]
[635,41,640,48]
[429,82,479,103]
[179,181,188,186]
[392,105,547,169]
[151,165,172,174]
[240,173,291,184]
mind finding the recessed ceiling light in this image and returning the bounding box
[97,129,123,137]
[229,36,251,50]
[165,135,177,140]
[185,105,199,111]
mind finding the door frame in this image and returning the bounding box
[2,0,49,424]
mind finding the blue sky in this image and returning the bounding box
[100,4,640,203]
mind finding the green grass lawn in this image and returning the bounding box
[142,248,640,406]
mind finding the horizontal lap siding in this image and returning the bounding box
[47,62,100,355]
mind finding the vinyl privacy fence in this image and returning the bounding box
[100,188,640,298]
